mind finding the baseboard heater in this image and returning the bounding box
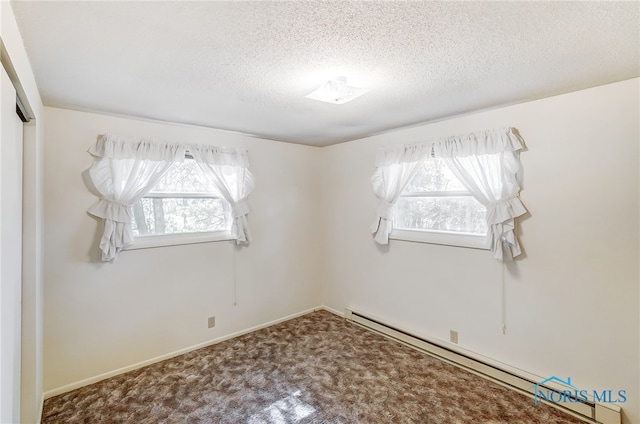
[344,308,621,424]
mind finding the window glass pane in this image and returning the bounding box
[395,196,487,235]
[404,158,467,192]
[132,197,228,236]
[150,159,216,194]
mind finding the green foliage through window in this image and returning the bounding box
[396,159,487,235]
[132,159,230,237]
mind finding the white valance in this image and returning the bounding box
[89,134,185,161]
[188,144,251,167]
[433,127,525,158]
[375,127,525,166]
[371,127,527,260]
[87,134,254,261]
[374,143,433,167]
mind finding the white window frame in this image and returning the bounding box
[390,164,491,250]
[125,230,233,250]
[125,160,234,251]
[390,228,490,250]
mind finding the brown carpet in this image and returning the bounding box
[42,310,584,423]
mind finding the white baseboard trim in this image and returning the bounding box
[43,306,324,400]
[345,307,620,424]
[37,392,44,424]
[317,305,345,317]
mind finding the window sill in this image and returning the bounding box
[124,231,234,251]
[390,229,490,250]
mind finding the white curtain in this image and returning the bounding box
[436,128,527,260]
[372,127,527,260]
[371,144,432,244]
[190,145,255,245]
[88,135,183,261]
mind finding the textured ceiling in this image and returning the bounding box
[10,1,640,146]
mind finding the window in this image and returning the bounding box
[371,127,526,259]
[88,134,254,261]
[392,158,489,249]
[129,157,232,248]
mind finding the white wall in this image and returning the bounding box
[320,79,639,424]
[43,107,324,394]
[1,2,45,423]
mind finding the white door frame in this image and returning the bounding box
[0,62,24,424]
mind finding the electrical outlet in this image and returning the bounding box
[450,330,458,344]
[208,316,216,328]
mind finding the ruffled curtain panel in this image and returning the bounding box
[190,145,255,244]
[371,127,527,261]
[370,144,432,244]
[87,134,254,262]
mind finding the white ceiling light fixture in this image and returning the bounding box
[305,76,368,104]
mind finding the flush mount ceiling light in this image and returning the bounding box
[305,76,368,104]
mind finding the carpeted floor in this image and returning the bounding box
[42,310,584,423]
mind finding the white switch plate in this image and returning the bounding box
[450,330,458,344]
